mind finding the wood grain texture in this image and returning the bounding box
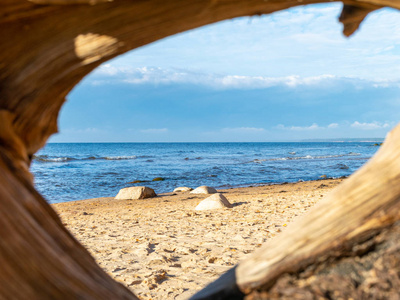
[245,221,400,299]
[0,0,400,299]
[191,124,400,299]
[235,123,400,292]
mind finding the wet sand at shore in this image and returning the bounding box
[53,178,344,300]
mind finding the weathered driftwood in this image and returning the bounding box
[243,220,400,299]
[1,0,400,299]
[192,122,400,299]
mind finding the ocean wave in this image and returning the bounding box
[252,159,267,163]
[347,152,361,156]
[246,153,361,163]
[33,155,75,162]
[103,156,137,160]
[33,154,138,162]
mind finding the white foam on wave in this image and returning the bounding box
[252,152,362,163]
[33,155,73,162]
[103,155,137,160]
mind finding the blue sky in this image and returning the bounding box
[52,3,400,142]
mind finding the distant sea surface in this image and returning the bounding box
[31,142,381,203]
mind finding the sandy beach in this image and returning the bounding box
[53,178,344,300]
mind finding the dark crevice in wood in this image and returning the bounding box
[245,222,400,299]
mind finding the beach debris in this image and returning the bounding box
[190,186,218,194]
[152,177,165,181]
[195,193,233,210]
[115,186,156,200]
[128,180,145,184]
[208,257,218,263]
[173,187,193,193]
[320,175,327,179]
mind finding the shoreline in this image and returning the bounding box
[58,176,348,204]
[53,178,345,299]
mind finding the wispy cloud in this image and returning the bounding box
[275,123,322,131]
[222,127,265,133]
[351,121,391,130]
[63,127,103,134]
[93,5,400,82]
[328,123,339,129]
[275,121,394,132]
[90,65,400,90]
[139,128,169,133]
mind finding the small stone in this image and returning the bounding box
[208,257,218,263]
[128,180,144,184]
[152,177,165,181]
[190,186,218,194]
[195,193,233,210]
[115,186,156,200]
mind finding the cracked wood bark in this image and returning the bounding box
[0,0,399,299]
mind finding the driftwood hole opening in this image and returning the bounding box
[0,0,400,299]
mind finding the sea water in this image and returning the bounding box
[31,142,381,203]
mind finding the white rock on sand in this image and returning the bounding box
[195,193,233,210]
[173,187,193,192]
[190,186,217,194]
[115,186,156,200]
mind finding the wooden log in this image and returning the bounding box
[0,112,138,299]
[245,221,400,299]
[0,0,400,299]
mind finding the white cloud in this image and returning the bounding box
[91,5,400,82]
[63,127,102,133]
[139,128,168,133]
[90,65,399,90]
[351,121,391,130]
[275,123,322,131]
[275,121,394,132]
[222,127,265,133]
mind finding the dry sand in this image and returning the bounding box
[53,178,344,300]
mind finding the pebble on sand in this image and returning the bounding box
[190,186,217,194]
[115,186,156,200]
[195,193,233,210]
